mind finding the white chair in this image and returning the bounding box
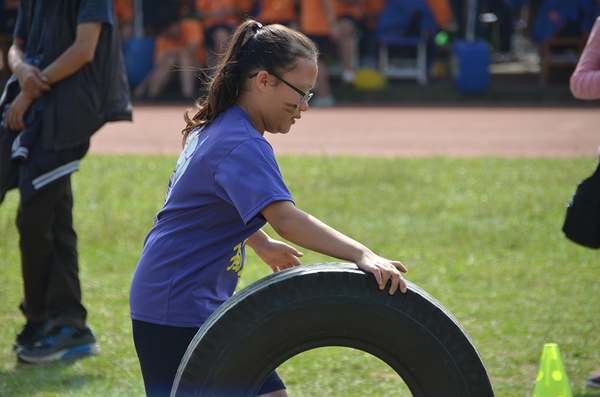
[378,30,429,85]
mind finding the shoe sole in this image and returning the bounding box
[18,343,100,364]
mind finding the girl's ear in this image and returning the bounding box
[254,70,271,94]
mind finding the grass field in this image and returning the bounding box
[1,154,600,397]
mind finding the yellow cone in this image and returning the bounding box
[533,343,572,397]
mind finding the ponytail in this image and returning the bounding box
[182,20,318,144]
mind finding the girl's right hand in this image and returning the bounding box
[261,200,409,294]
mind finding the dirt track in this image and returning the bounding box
[91,105,600,157]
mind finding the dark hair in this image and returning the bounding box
[182,20,319,143]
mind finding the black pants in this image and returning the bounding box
[132,320,286,397]
[16,176,87,329]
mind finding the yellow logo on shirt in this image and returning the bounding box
[228,238,248,285]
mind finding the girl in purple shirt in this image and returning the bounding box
[130,20,407,397]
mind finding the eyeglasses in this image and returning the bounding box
[248,72,314,104]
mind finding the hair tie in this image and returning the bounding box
[242,22,263,47]
[252,22,263,33]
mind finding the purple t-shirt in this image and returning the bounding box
[130,105,293,327]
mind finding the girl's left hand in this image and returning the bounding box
[253,238,304,273]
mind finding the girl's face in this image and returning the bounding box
[263,58,318,135]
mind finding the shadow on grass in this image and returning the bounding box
[574,388,600,397]
[0,359,97,396]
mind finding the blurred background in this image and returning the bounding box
[0,0,596,107]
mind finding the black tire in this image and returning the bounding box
[171,262,494,397]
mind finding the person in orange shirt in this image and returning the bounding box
[332,0,362,84]
[361,0,384,30]
[424,0,451,31]
[254,0,299,29]
[298,0,335,106]
[195,0,251,68]
[134,17,206,100]
[114,0,134,41]
[299,0,361,106]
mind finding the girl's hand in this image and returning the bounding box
[5,91,34,131]
[253,237,304,273]
[355,252,407,295]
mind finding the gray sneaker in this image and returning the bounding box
[17,326,100,364]
[13,319,52,351]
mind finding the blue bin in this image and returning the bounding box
[453,39,490,94]
[123,37,156,87]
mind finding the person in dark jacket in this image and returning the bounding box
[0,0,132,364]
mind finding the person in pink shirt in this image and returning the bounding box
[571,15,600,391]
[570,17,600,100]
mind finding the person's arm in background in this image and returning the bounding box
[8,38,50,99]
[6,22,102,131]
[570,17,600,100]
[41,22,102,83]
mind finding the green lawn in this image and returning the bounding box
[1,154,599,396]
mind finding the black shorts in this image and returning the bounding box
[132,319,285,396]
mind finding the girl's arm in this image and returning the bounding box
[261,200,407,294]
[570,17,600,100]
[247,229,304,272]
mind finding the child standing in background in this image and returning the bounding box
[298,0,336,106]
[331,0,362,84]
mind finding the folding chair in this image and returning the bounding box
[378,31,429,85]
[376,0,438,85]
